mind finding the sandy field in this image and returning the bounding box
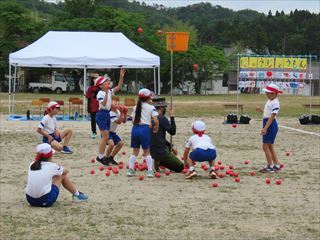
[0,114,319,240]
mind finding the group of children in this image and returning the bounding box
[26,68,283,206]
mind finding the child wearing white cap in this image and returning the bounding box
[182,120,217,179]
[256,83,282,173]
[25,143,88,207]
[127,88,159,178]
[94,68,125,166]
[37,101,73,154]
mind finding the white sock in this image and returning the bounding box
[189,166,195,172]
[129,155,137,169]
[146,155,153,171]
[74,190,79,196]
[98,154,104,159]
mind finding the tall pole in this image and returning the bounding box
[83,66,87,120]
[13,65,17,115]
[157,66,161,95]
[308,54,312,115]
[153,67,156,94]
[8,64,12,116]
[236,53,240,116]
[170,50,173,146]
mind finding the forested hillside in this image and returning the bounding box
[1,0,319,92]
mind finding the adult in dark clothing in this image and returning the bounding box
[151,98,184,172]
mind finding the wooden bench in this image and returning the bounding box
[223,104,244,114]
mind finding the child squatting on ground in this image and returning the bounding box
[127,88,159,178]
[25,143,88,207]
[95,68,125,166]
[105,101,128,165]
[37,101,73,154]
[256,83,282,173]
[183,120,218,179]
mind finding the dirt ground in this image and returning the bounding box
[0,115,319,240]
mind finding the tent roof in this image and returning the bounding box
[9,31,160,68]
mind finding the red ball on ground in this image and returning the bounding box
[275,179,282,185]
[122,151,126,155]
[105,170,110,176]
[235,177,240,182]
[119,164,123,169]
[138,175,144,180]
[219,173,225,178]
[217,160,222,165]
[99,166,104,171]
[155,172,161,178]
[219,165,225,170]
[90,168,95,174]
[226,170,230,175]
[112,167,119,174]
[231,124,237,128]
[159,166,166,170]
[280,163,284,168]
[285,152,290,156]
[119,161,124,165]
[165,171,171,176]
[201,163,206,169]
[108,166,112,171]
[229,165,234,170]
[233,172,239,177]
[126,164,129,169]
[90,159,95,163]
[212,182,218,188]
[214,165,220,171]
[265,178,271,184]
[203,166,209,171]
[244,160,250,165]
[250,171,255,176]
[229,171,234,177]
[182,168,188,174]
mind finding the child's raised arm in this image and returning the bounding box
[113,68,126,93]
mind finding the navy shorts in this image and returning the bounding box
[189,148,217,162]
[109,132,122,145]
[262,118,278,144]
[96,110,110,131]
[131,125,151,149]
[43,133,61,144]
[26,184,59,207]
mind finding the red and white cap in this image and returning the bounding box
[138,88,153,98]
[192,120,206,132]
[35,143,55,160]
[47,101,60,110]
[264,83,283,94]
[94,75,110,87]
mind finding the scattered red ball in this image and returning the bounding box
[219,173,225,178]
[231,124,237,128]
[119,161,124,165]
[155,172,161,178]
[226,170,230,175]
[182,168,188,174]
[108,166,112,171]
[138,175,144,180]
[229,165,234,170]
[212,182,218,188]
[280,163,284,169]
[112,167,119,174]
[285,152,290,156]
[265,178,271,184]
[203,166,209,171]
[119,164,123,169]
[275,179,282,185]
[90,168,95,174]
[122,151,126,156]
[244,160,250,165]
[217,160,222,165]
[250,171,255,176]
[159,166,166,170]
[165,171,171,176]
[214,165,220,171]
[99,166,104,171]
[235,177,240,182]
[219,165,225,170]
[126,164,129,169]
[90,159,95,163]
[233,172,239,177]
[229,171,234,177]
[105,170,110,176]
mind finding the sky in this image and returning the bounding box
[134,0,320,14]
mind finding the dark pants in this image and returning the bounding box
[153,150,184,172]
[90,112,97,134]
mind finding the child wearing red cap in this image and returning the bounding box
[25,143,88,207]
[256,83,282,173]
[95,68,125,165]
[127,88,159,178]
[37,101,73,154]
[183,120,217,179]
[105,101,128,165]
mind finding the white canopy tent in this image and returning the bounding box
[8,31,161,117]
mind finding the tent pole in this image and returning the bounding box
[13,65,17,115]
[83,66,87,120]
[8,64,12,116]
[158,66,161,95]
[236,53,240,116]
[153,67,156,94]
[170,50,173,146]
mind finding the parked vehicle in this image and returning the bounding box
[28,73,73,93]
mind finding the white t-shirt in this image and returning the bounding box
[97,89,114,110]
[185,134,216,150]
[263,98,280,119]
[110,110,120,132]
[39,115,57,134]
[25,162,64,198]
[131,102,158,125]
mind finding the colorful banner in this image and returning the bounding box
[240,57,249,68]
[248,57,258,68]
[265,57,275,69]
